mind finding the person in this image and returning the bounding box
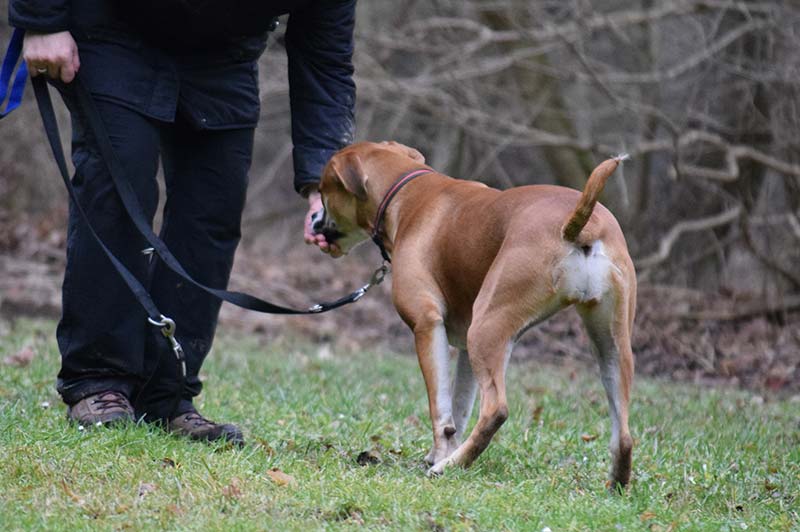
[9,0,354,445]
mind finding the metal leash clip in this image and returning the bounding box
[147,315,187,377]
[351,262,391,302]
[306,262,391,313]
[370,262,390,286]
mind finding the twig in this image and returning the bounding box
[655,293,800,321]
[635,206,742,269]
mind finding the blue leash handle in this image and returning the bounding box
[0,28,28,119]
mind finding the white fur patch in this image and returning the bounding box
[555,241,617,303]
[432,325,453,423]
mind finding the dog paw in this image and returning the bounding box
[426,465,442,477]
[426,457,453,477]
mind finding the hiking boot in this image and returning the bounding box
[67,390,134,426]
[167,408,244,446]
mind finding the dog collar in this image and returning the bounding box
[371,168,433,263]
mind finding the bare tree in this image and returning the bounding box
[2,0,799,306]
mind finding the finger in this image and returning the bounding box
[72,46,81,72]
[28,61,47,77]
[61,61,76,83]
[304,224,321,242]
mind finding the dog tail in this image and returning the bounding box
[561,154,628,242]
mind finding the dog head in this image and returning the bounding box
[310,141,426,256]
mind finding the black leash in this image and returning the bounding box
[2,27,387,417]
[31,74,387,418]
[31,74,387,316]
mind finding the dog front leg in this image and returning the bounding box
[414,320,459,466]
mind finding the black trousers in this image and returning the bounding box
[55,87,253,421]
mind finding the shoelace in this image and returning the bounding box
[91,392,131,412]
[181,411,215,428]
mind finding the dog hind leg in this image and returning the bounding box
[428,318,512,475]
[576,272,635,489]
[452,349,478,440]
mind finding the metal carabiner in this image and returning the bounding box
[147,315,186,377]
[369,262,390,286]
[148,315,176,337]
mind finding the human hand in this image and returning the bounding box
[22,31,81,83]
[304,191,342,256]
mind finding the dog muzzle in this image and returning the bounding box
[310,208,343,242]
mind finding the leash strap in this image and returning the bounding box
[32,74,188,408]
[371,168,433,262]
[31,74,381,316]
[0,29,29,119]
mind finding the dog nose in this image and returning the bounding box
[311,209,325,233]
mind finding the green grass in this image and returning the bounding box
[1,319,798,531]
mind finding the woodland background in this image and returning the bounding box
[1,0,798,392]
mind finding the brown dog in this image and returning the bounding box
[313,141,635,487]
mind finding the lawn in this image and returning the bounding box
[1,318,798,531]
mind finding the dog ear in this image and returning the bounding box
[331,151,368,201]
[386,141,426,164]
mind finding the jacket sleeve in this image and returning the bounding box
[285,0,356,195]
[9,0,71,32]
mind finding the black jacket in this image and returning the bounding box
[9,0,356,194]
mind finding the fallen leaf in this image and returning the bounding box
[160,458,177,468]
[532,405,544,422]
[114,504,131,514]
[222,477,242,499]
[356,449,381,466]
[165,504,184,516]
[640,510,657,521]
[256,438,275,455]
[348,509,365,525]
[267,468,296,487]
[137,483,157,498]
[581,433,598,442]
[60,479,84,504]
[4,345,36,367]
